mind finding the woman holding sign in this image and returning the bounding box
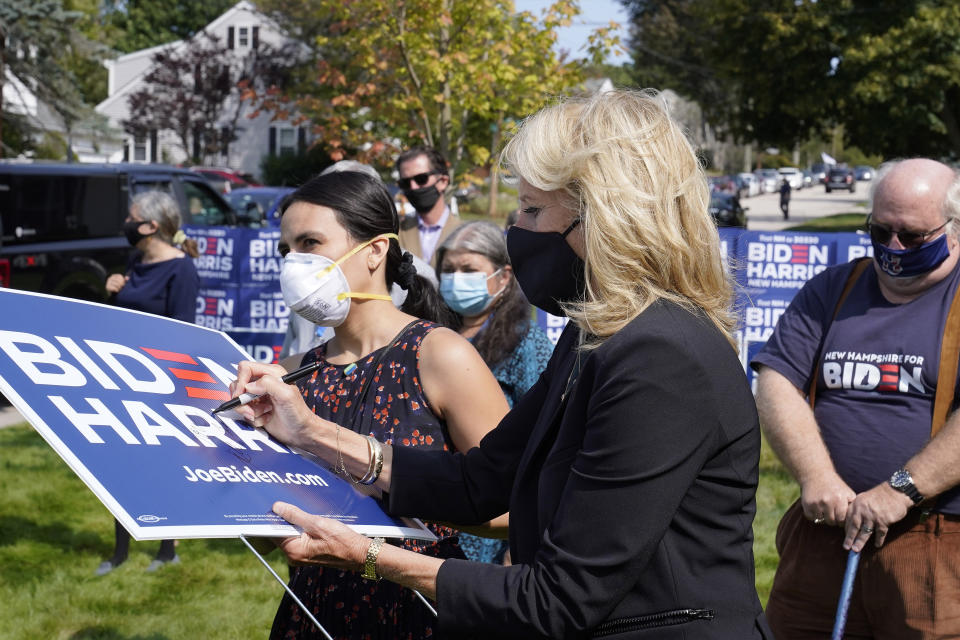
[234,91,771,639]
[264,170,509,639]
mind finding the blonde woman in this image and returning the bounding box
[232,90,771,639]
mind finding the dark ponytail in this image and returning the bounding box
[399,272,458,326]
[384,244,457,325]
[282,171,455,324]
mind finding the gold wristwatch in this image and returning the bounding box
[362,537,385,580]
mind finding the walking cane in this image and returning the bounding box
[831,550,861,640]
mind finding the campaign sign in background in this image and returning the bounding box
[186,225,287,363]
[0,289,432,542]
[188,225,873,387]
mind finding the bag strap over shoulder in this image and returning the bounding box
[807,258,872,408]
[933,280,960,437]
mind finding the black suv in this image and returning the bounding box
[825,167,856,193]
[0,162,253,301]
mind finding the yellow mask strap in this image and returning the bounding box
[317,233,400,278]
[336,292,394,302]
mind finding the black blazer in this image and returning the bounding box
[388,300,772,639]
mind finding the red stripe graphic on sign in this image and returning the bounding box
[169,367,217,383]
[186,387,230,401]
[790,245,810,264]
[205,238,218,255]
[141,347,198,365]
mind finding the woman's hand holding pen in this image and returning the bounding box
[230,361,395,492]
[230,361,321,451]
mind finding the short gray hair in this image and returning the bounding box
[944,172,960,234]
[436,221,510,271]
[320,160,381,181]
[131,190,181,244]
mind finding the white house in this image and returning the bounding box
[95,1,310,179]
[4,67,122,163]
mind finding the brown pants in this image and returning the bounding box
[766,500,960,639]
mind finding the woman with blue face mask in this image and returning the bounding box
[436,221,555,410]
[435,221,555,565]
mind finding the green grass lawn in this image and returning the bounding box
[0,424,291,639]
[0,422,798,637]
[786,212,868,232]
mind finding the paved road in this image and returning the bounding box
[0,403,26,429]
[744,182,871,232]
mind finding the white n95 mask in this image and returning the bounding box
[279,233,397,327]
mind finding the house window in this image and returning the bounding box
[133,135,147,162]
[238,27,249,47]
[278,127,296,155]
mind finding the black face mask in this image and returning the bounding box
[123,220,154,247]
[404,184,442,213]
[506,219,584,317]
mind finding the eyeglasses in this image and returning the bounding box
[866,215,950,249]
[397,172,437,190]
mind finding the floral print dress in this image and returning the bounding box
[270,320,464,640]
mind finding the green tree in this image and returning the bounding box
[623,0,960,159]
[63,0,122,106]
[106,0,237,53]
[0,0,91,157]
[254,0,619,178]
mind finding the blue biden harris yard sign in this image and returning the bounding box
[0,289,432,542]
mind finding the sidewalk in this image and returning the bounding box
[744,187,867,232]
[0,403,26,429]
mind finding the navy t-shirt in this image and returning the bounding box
[752,258,960,514]
[114,253,200,324]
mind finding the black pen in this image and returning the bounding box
[211,360,323,415]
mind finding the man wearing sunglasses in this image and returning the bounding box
[396,146,462,268]
[751,158,960,639]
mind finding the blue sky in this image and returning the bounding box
[513,0,631,65]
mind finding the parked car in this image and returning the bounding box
[709,192,747,227]
[825,167,856,193]
[708,176,728,193]
[226,186,295,227]
[193,167,261,194]
[737,172,760,198]
[854,165,875,181]
[755,169,780,193]
[778,167,804,190]
[0,162,248,301]
[802,170,814,188]
[809,162,829,184]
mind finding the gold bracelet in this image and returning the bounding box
[361,436,383,485]
[336,425,365,485]
[361,536,384,581]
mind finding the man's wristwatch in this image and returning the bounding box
[888,468,924,505]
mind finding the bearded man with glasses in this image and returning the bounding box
[751,158,960,639]
[396,146,462,268]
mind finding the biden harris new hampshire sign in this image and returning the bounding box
[0,289,432,542]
